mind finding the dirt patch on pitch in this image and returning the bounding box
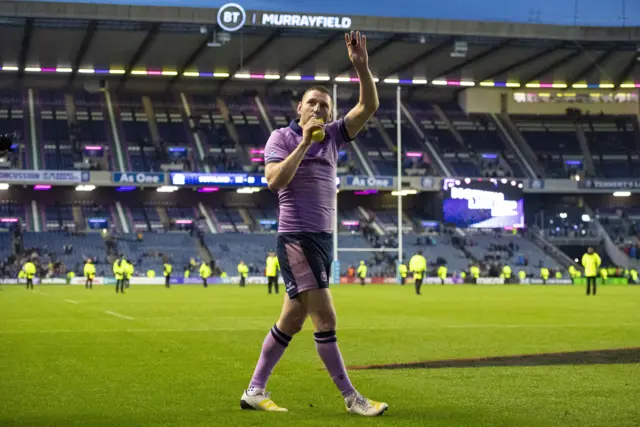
[349,347,640,370]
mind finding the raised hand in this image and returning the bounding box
[345,31,368,71]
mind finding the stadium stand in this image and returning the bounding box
[541,206,598,239]
[0,230,13,263]
[0,201,27,224]
[225,96,269,153]
[42,203,75,231]
[0,89,28,169]
[187,94,243,173]
[338,233,389,275]
[148,93,199,172]
[403,232,470,273]
[37,89,75,170]
[73,91,114,171]
[204,233,274,275]
[5,86,637,283]
[596,205,640,256]
[463,230,564,276]
[586,114,639,178]
[22,231,107,275]
[124,204,164,232]
[3,189,598,282]
[113,232,198,275]
[113,93,162,172]
[511,115,585,179]
[11,88,640,181]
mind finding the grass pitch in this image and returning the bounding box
[1,284,639,427]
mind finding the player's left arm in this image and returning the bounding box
[343,31,380,140]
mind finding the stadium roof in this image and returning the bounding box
[0,9,638,95]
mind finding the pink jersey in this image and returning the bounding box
[264,119,351,233]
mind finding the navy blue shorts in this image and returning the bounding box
[276,232,332,299]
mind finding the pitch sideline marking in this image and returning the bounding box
[65,299,79,305]
[104,310,134,320]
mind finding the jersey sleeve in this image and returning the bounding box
[264,130,289,164]
[326,118,354,147]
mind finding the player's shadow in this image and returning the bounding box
[350,347,640,370]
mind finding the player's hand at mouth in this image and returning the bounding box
[302,118,325,144]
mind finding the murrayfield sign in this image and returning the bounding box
[217,2,352,31]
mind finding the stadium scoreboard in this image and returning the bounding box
[169,173,341,188]
[442,178,525,229]
[170,172,269,187]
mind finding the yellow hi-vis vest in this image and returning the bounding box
[164,263,173,276]
[581,253,601,277]
[265,256,279,277]
[398,264,407,278]
[409,255,427,279]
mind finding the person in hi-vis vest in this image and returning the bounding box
[502,265,512,284]
[409,251,427,295]
[113,255,125,294]
[265,252,280,294]
[84,259,96,289]
[540,267,550,284]
[437,265,447,285]
[164,261,173,288]
[600,267,608,283]
[122,258,134,289]
[568,265,577,283]
[357,261,367,286]
[200,261,211,288]
[398,263,407,285]
[518,270,527,283]
[470,265,480,284]
[582,247,601,296]
[23,261,37,290]
[238,260,249,287]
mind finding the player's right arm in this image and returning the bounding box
[265,119,324,191]
[265,145,311,191]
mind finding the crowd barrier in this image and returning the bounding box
[0,277,631,285]
[0,276,283,286]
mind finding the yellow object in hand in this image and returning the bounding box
[311,118,325,142]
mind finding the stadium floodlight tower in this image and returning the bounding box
[330,84,403,285]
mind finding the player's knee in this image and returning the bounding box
[314,319,336,333]
[277,312,305,336]
[311,311,337,332]
[277,318,304,336]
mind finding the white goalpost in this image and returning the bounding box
[330,84,404,284]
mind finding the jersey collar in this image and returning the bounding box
[289,119,303,136]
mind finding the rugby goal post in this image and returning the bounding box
[330,85,404,284]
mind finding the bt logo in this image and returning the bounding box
[217,3,247,32]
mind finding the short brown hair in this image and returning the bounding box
[301,85,332,101]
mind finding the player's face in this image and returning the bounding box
[298,90,332,126]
